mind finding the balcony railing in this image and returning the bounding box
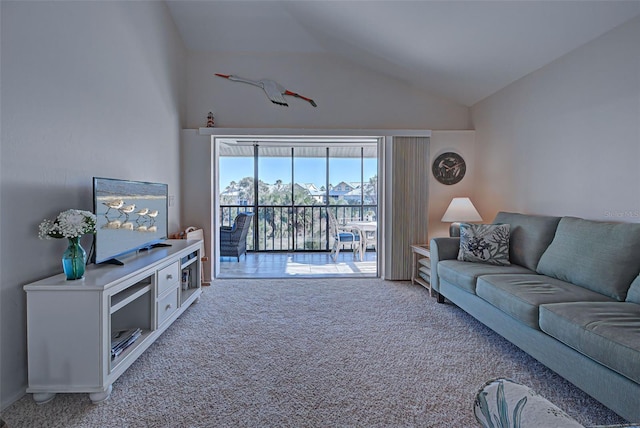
[220,204,377,252]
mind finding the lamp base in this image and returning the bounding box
[449,222,461,237]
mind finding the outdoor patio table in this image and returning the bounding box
[346,221,377,261]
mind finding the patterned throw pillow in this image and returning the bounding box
[458,223,511,266]
[626,275,640,304]
[474,378,584,428]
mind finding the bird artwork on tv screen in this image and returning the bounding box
[93,177,169,265]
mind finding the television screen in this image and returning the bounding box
[93,177,168,264]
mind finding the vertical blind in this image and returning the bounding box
[385,136,430,280]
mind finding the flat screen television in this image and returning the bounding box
[93,177,169,265]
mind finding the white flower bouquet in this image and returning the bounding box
[38,209,97,240]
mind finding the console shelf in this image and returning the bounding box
[24,239,203,404]
[181,255,198,270]
[110,328,153,365]
[110,281,152,314]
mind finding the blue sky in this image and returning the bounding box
[220,157,377,189]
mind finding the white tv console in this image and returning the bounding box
[24,239,203,404]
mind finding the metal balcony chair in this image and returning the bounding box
[220,212,254,261]
[327,209,360,261]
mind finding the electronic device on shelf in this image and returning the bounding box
[92,177,170,265]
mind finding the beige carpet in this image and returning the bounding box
[2,278,626,427]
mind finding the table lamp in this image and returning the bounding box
[441,197,482,237]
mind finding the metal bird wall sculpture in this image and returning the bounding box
[215,73,317,107]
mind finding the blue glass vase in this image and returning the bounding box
[62,237,86,280]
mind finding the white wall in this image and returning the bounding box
[429,131,477,239]
[185,52,471,130]
[180,129,213,282]
[0,1,186,408]
[471,16,640,223]
[180,52,473,274]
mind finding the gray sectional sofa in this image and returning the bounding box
[430,212,640,422]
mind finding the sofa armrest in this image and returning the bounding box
[429,237,460,296]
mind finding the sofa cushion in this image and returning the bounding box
[458,223,510,266]
[536,217,640,301]
[493,212,561,271]
[476,274,614,329]
[437,260,534,294]
[626,275,640,304]
[539,302,640,384]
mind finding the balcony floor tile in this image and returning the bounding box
[218,251,377,278]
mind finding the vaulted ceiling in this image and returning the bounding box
[166,1,640,106]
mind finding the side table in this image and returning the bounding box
[410,244,432,296]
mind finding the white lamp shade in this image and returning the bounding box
[441,197,482,222]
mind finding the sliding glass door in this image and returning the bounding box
[219,140,378,253]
